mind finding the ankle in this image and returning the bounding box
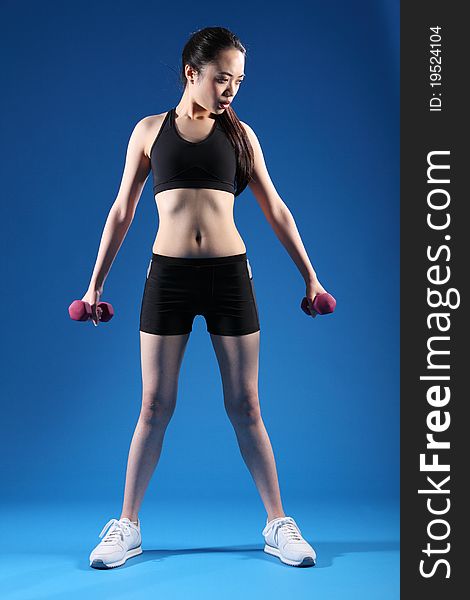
[120,515,139,523]
[267,512,286,522]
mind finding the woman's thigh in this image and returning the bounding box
[140,331,191,402]
[209,330,260,410]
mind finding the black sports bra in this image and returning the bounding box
[150,107,237,196]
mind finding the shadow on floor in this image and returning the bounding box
[77,539,399,571]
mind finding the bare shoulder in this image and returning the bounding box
[239,120,258,143]
[239,120,264,158]
[139,110,171,159]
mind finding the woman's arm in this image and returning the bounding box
[86,117,152,294]
[240,121,330,317]
[241,121,318,285]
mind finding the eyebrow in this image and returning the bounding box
[217,71,245,78]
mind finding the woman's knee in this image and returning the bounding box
[225,392,261,425]
[140,391,176,425]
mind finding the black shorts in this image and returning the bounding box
[139,252,260,336]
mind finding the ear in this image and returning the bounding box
[184,64,197,82]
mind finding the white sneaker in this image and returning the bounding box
[89,517,143,569]
[262,516,316,567]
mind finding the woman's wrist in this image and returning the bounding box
[305,271,318,285]
[88,281,104,293]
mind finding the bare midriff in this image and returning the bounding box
[152,187,247,258]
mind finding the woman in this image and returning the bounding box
[87,26,328,569]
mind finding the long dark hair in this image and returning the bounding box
[179,26,254,197]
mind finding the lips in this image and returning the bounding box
[219,100,231,107]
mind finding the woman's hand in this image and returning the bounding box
[303,278,329,318]
[81,287,104,326]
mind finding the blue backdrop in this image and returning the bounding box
[1,1,399,598]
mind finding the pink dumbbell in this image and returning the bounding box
[301,292,336,315]
[68,300,114,322]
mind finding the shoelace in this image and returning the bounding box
[268,517,303,545]
[99,518,132,544]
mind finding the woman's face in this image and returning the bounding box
[190,48,245,114]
